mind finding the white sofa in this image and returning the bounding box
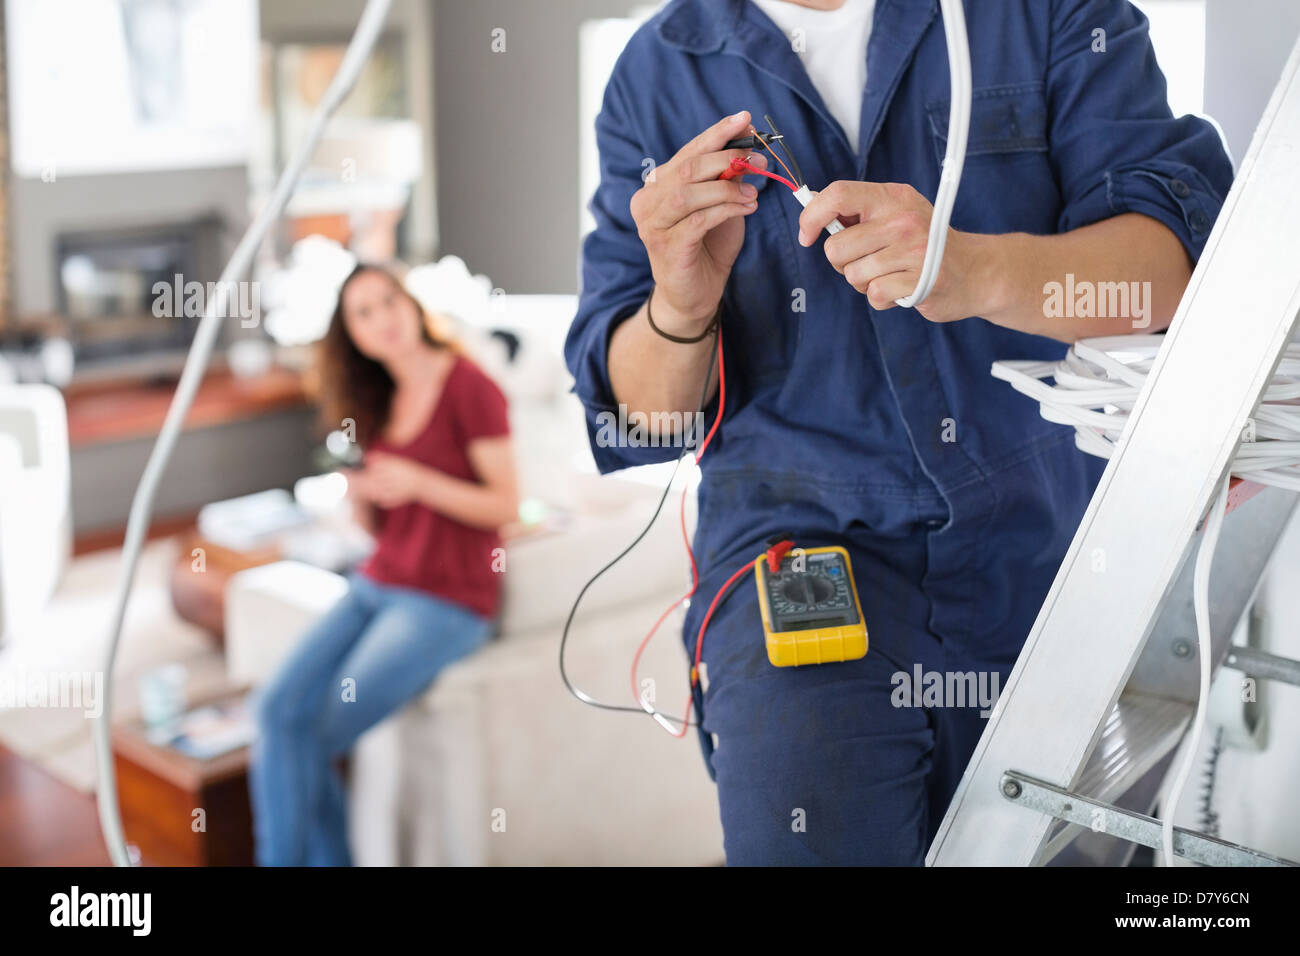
[225,293,725,865]
[0,385,72,645]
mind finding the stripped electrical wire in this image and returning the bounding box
[719,115,842,231]
[721,118,803,190]
[760,115,804,188]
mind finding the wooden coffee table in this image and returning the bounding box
[111,689,256,866]
[169,531,282,645]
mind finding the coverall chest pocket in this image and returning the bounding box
[723,171,805,387]
[926,81,1057,232]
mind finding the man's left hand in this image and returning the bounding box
[797,180,993,323]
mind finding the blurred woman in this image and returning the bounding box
[249,262,518,866]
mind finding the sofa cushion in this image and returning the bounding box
[403,586,724,865]
[225,561,351,686]
[498,472,694,636]
[226,473,699,666]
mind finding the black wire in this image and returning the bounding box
[558,323,721,725]
[764,113,804,187]
[1197,724,1226,838]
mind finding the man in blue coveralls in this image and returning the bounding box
[565,0,1234,864]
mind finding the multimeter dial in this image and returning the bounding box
[780,574,835,606]
[763,550,858,632]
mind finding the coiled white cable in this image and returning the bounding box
[94,0,394,867]
[895,0,971,308]
[992,335,1300,490]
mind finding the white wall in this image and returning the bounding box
[432,0,650,294]
[1131,0,1207,118]
[1204,0,1300,165]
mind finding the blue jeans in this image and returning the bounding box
[247,569,491,866]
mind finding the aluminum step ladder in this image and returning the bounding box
[927,34,1300,867]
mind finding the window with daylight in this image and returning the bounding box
[1131,0,1208,118]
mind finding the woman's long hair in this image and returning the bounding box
[313,262,463,448]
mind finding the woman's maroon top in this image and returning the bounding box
[357,354,510,619]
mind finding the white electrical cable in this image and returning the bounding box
[93,0,394,867]
[1161,474,1229,865]
[895,0,971,308]
[793,183,845,234]
[793,0,970,308]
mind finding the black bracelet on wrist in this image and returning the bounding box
[645,285,721,343]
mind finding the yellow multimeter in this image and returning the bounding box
[754,543,868,667]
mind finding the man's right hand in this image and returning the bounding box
[629,110,765,335]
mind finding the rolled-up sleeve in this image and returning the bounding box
[564,55,684,474]
[1045,0,1234,261]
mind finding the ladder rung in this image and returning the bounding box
[1002,771,1298,867]
[1074,693,1191,801]
[1035,693,1191,864]
[1224,645,1300,686]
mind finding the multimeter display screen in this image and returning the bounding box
[763,550,860,632]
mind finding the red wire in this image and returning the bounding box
[627,481,694,717]
[691,559,756,676]
[729,158,798,193]
[629,328,741,736]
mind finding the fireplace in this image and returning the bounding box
[54,215,224,366]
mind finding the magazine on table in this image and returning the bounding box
[149,697,255,760]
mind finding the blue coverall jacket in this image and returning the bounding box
[564,0,1234,864]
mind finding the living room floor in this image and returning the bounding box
[0,743,110,865]
[0,535,231,865]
